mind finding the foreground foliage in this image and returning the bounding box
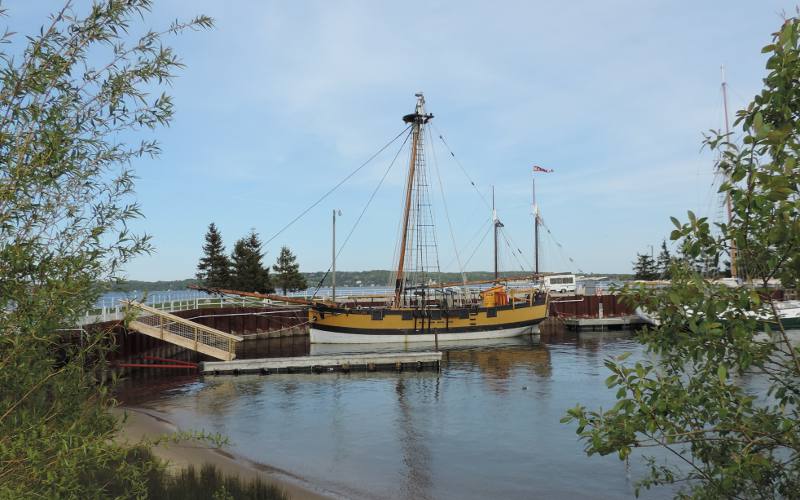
[564,17,800,498]
[0,1,212,497]
[118,447,288,500]
[152,463,288,500]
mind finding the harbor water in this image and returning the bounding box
[118,331,676,500]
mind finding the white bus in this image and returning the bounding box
[544,274,576,294]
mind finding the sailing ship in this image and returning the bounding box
[309,93,549,343]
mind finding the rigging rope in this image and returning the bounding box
[264,125,412,247]
[442,217,491,270]
[432,123,492,211]
[499,226,531,272]
[311,129,412,299]
[428,125,467,286]
[434,122,536,275]
[461,221,494,270]
[538,216,584,274]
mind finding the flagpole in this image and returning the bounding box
[533,177,539,275]
[531,165,553,275]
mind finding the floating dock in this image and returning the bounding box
[201,351,442,375]
[563,315,647,331]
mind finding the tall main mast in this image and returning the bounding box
[532,176,539,275]
[394,93,433,306]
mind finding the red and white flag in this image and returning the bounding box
[532,165,553,173]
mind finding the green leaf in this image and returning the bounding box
[717,364,727,384]
[670,216,681,229]
[753,111,766,137]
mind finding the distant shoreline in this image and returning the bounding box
[114,406,335,500]
[105,271,631,292]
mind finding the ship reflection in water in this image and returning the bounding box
[118,331,673,500]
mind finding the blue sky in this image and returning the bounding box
[8,1,797,279]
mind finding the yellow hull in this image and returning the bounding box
[308,299,549,343]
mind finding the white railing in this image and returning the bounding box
[79,296,282,326]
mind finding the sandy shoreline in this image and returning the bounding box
[113,406,335,500]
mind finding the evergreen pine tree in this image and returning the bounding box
[655,240,672,279]
[632,253,658,280]
[273,246,307,295]
[230,230,273,293]
[196,223,231,288]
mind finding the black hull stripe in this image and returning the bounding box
[313,300,548,316]
[310,317,546,335]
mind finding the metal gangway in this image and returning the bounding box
[123,301,242,361]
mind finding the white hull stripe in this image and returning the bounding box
[310,325,536,344]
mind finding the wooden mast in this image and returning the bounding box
[493,186,498,281]
[532,175,539,275]
[394,93,432,306]
[492,186,504,282]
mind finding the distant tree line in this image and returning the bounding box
[109,279,200,293]
[196,223,307,294]
[633,239,731,280]
[110,270,637,293]
[302,270,537,288]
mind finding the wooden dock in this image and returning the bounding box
[201,351,442,375]
[563,315,648,331]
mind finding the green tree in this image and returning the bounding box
[273,246,307,295]
[564,17,800,498]
[0,2,211,497]
[196,222,231,288]
[655,240,673,279]
[230,230,273,293]
[632,252,658,280]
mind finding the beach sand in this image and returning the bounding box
[114,406,334,500]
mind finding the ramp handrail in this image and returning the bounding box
[122,300,242,360]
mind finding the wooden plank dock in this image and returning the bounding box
[563,315,648,331]
[201,351,442,375]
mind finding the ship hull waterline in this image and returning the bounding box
[310,323,540,344]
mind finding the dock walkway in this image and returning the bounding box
[563,314,647,331]
[201,351,442,375]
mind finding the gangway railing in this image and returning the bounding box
[80,295,292,326]
[122,300,242,361]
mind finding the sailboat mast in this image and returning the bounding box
[493,187,498,281]
[533,176,539,275]
[332,209,336,302]
[721,65,738,280]
[394,93,432,306]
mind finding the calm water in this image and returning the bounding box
[119,331,676,499]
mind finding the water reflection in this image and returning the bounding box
[119,331,670,500]
[394,377,433,499]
